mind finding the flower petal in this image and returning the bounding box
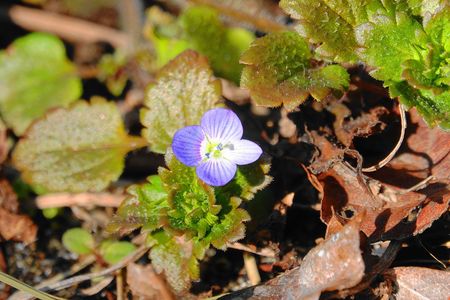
[196,159,237,186]
[223,139,262,165]
[200,108,243,142]
[172,125,205,166]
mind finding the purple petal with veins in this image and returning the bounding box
[196,159,237,186]
[223,139,262,165]
[200,108,243,142]
[172,125,205,166]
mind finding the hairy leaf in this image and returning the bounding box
[281,0,449,128]
[108,175,169,234]
[280,0,373,62]
[62,228,94,255]
[140,50,222,154]
[148,231,200,293]
[13,98,145,194]
[0,33,82,135]
[355,10,428,82]
[110,149,270,292]
[241,32,349,109]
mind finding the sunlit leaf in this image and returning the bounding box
[13,98,145,194]
[0,32,82,135]
[140,50,222,153]
[241,31,349,109]
[62,228,94,255]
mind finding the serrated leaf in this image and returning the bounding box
[148,231,200,293]
[62,228,94,255]
[101,241,136,264]
[390,81,450,129]
[0,32,82,135]
[159,150,221,237]
[280,0,369,62]
[355,11,429,82]
[241,31,349,109]
[107,175,169,234]
[13,98,145,194]
[140,50,222,153]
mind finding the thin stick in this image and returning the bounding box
[116,269,124,300]
[9,5,130,49]
[42,246,148,292]
[362,104,407,172]
[36,193,125,209]
[227,242,276,258]
[0,271,64,300]
[12,246,149,300]
[243,253,261,285]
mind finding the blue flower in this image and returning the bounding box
[172,108,263,186]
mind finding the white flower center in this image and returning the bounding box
[200,139,234,161]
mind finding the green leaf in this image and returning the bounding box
[100,241,136,264]
[62,228,94,255]
[109,149,271,292]
[148,231,200,293]
[241,31,349,109]
[216,158,272,202]
[12,98,146,194]
[355,10,428,82]
[159,150,221,238]
[140,50,222,153]
[390,81,450,129]
[180,6,254,83]
[107,175,169,234]
[406,0,445,17]
[0,32,82,135]
[280,0,369,62]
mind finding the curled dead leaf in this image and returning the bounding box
[319,109,450,241]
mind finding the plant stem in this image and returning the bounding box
[0,271,63,300]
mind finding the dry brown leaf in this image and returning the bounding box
[309,132,344,174]
[0,179,19,212]
[0,179,37,243]
[223,219,364,300]
[320,162,449,240]
[0,208,37,243]
[384,267,450,300]
[127,262,175,300]
[319,109,450,241]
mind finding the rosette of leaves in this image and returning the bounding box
[240,31,350,109]
[280,0,449,129]
[145,5,254,83]
[109,150,271,293]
